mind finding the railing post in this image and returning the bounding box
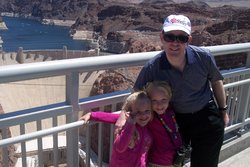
[246,51,250,68]
[236,82,250,134]
[66,72,80,167]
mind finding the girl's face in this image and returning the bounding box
[150,88,170,115]
[131,99,152,127]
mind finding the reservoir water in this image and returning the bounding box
[0,16,88,52]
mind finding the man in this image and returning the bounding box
[134,14,229,167]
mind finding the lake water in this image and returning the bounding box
[0,16,88,52]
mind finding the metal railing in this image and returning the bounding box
[0,43,250,167]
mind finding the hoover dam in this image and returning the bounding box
[0,50,104,137]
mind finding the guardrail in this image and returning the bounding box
[0,43,250,167]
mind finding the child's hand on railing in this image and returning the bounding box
[79,112,91,124]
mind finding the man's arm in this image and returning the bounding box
[211,80,229,127]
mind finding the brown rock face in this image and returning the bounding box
[0,143,17,167]
[72,1,250,54]
[0,104,17,167]
[90,70,134,96]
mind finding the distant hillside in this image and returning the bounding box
[174,0,248,3]
[0,0,249,53]
[173,0,250,7]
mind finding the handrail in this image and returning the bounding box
[0,51,157,83]
[1,43,250,83]
[224,78,250,88]
[0,120,85,147]
[203,42,250,55]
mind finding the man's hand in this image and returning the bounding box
[223,112,230,127]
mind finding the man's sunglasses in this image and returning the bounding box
[163,33,189,43]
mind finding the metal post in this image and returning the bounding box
[246,51,250,68]
[66,72,80,167]
[235,81,250,134]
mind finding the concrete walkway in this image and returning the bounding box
[219,147,250,167]
[183,131,250,167]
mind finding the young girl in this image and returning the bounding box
[81,91,153,167]
[145,81,183,167]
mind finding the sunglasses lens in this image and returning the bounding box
[178,35,189,43]
[163,34,175,42]
[163,34,189,43]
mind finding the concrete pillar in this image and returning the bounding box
[2,52,5,61]
[10,53,14,60]
[95,48,100,56]
[26,53,31,59]
[63,46,67,59]
[16,47,24,64]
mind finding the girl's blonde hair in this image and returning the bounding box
[122,91,150,112]
[145,81,172,99]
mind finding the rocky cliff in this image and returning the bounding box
[0,0,249,53]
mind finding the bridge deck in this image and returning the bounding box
[219,147,250,167]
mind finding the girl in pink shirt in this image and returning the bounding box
[145,81,183,167]
[81,91,153,167]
